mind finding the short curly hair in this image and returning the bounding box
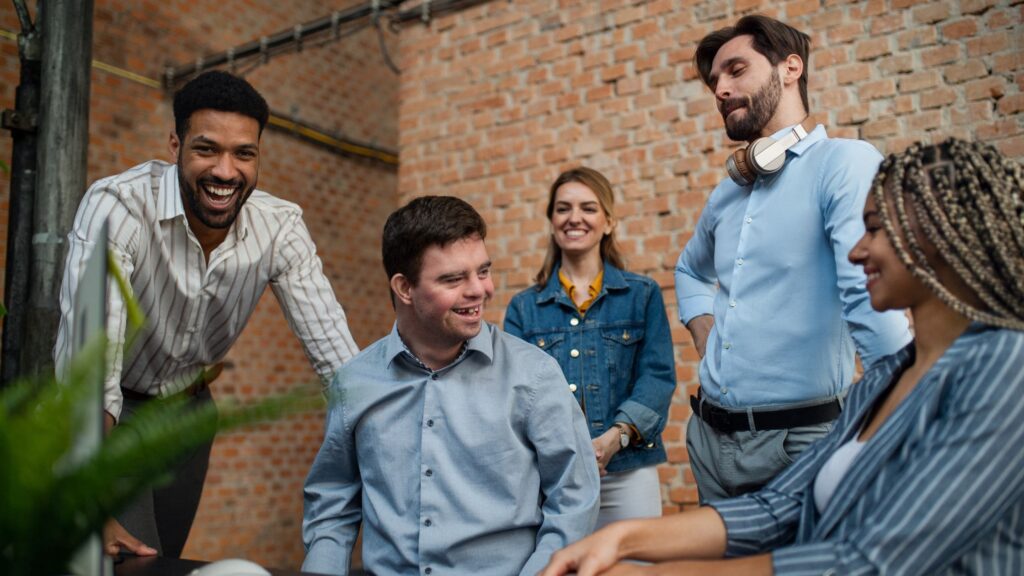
[173,71,269,140]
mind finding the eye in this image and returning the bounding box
[236,149,257,160]
[479,267,491,279]
[194,146,215,156]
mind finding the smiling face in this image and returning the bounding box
[550,181,613,263]
[170,109,260,235]
[392,234,494,367]
[848,191,933,312]
[709,35,786,142]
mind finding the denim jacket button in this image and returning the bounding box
[570,349,580,358]
[570,317,579,326]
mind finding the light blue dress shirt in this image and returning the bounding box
[302,321,600,576]
[675,125,911,408]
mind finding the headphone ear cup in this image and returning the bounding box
[748,136,787,175]
[726,147,755,186]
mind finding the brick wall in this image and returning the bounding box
[396,0,1023,513]
[1,0,398,568]
[2,0,1022,570]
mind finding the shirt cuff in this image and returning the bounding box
[677,294,715,325]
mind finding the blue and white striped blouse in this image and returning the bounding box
[712,323,1024,575]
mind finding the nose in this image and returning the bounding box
[465,273,494,301]
[211,153,238,181]
[715,77,732,102]
[848,232,869,266]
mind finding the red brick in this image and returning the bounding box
[912,2,952,24]
[944,59,990,84]
[941,18,979,40]
[899,70,940,93]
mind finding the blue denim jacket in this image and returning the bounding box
[505,263,677,474]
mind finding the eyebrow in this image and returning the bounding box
[189,135,258,152]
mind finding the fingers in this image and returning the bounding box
[103,519,157,557]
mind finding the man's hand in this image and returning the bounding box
[103,518,157,557]
[592,429,623,477]
[539,523,626,576]
[685,315,714,359]
[103,411,116,435]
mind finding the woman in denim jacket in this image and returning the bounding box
[505,167,677,529]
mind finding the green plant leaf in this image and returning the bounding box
[0,256,329,575]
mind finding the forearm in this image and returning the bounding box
[615,506,728,563]
[631,554,772,576]
[685,315,713,359]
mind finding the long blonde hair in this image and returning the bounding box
[534,167,625,287]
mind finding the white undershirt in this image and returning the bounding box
[814,434,867,514]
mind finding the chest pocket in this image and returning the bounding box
[531,333,567,364]
[601,328,645,390]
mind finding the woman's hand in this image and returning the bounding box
[593,428,623,477]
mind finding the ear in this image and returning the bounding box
[781,54,804,87]
[604,217,616,236]
[169,131,181,160]
[390,273,414,306]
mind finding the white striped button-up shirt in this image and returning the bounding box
[55,160,359,420]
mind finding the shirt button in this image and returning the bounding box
[729,300,736,308]
[745,216,752,223]
[570,317,579,326]
[426,419,434,427]
[736,258,744,266]
[425,469,433,477]
[425,569,432,575]
[723,342,732,350]
[721,387,729,394]
[570,349,580,358]
[569,383,578,393]
[431,373,439,380]
[424,518,432,527]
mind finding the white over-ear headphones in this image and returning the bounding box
[726,124,809,186]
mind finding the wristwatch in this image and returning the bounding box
[613,423,630,449]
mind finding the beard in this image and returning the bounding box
[721,69,783,142]
[177,157,255,230]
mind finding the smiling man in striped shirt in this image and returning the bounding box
[54,70,360,559]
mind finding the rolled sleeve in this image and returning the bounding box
[613,281,676,442]
[674,198,718,324]
[818,142,911,367]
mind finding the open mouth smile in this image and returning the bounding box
[453,306,481,317]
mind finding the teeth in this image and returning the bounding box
[206,185,235,197]
[455,307,479,314]
[565,230,587,237]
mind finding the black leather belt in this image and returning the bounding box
[690,393,841,433]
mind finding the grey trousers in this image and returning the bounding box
[686,404,832,504]
[116,386,215,557]
[595,466,662,530]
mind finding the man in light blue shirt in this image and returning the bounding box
[302,196,600,576]
[675,16,911,502]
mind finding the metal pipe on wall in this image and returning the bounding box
[0,0,40,387]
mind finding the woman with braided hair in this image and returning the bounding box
[540,138,1024,576]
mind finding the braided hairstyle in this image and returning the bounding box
[871,138,1024,330]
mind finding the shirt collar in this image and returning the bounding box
[537,261,628,304]
[157,163,186,223]
[384,320,495,370]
